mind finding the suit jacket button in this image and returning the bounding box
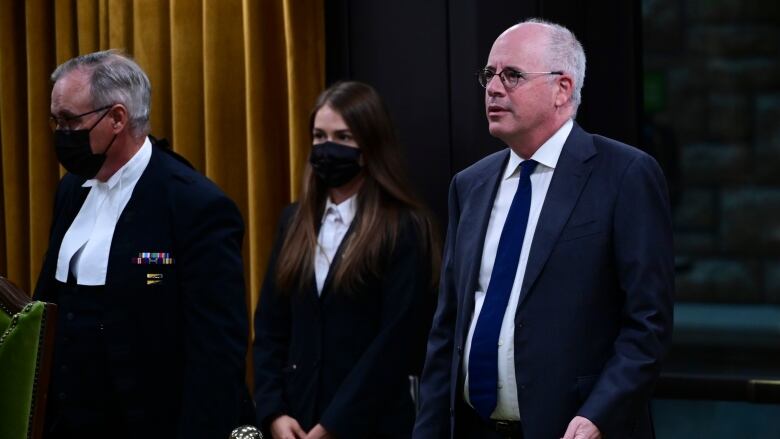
[457,345,463,355]
[450,407,455,416]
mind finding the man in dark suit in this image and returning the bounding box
[35,50,248,439]
[413,19,674,439]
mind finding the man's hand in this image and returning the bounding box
[270,415,306,439]
[561,416,601,439]
[304,423,333,439]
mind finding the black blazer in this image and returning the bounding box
[35,143,248,438]
[413,124,675,439]
[254,204,434,439]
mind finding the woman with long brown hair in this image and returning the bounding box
[253,81,440,439]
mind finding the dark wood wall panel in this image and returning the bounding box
[325,0,641,224]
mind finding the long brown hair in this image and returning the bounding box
[275,81,441,293]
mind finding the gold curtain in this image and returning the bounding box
[0,0,324,325]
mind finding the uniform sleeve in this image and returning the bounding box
[253,206,296,433]
[176,191,249,439]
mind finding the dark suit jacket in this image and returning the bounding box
[413,123,674,439]
[34,142,248,438]
[253,204,434,439]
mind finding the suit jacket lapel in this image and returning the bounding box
[458,151,508,323]
[54,185,91,248]
[105,146,166,289]
[39,181,89,297]
[518,124,596,308]
[48,178,91,249]
[318,215,359,302]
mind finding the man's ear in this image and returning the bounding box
[109,104,129,133]
[555,74,574,107]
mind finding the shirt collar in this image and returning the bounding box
[504,119,574,180]
[322,193,358,225]
[83,136,152,189]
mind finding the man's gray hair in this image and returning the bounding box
[51,50,151,137]
[523,18,587,118]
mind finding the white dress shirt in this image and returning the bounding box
[55,137,152,285]
[463,120,573,420]
[314,194,357,294]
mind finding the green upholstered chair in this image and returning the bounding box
[0,276,57,439]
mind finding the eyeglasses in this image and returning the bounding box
[49,105,113,132]
[476,68,563,89]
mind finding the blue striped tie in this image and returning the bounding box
[468,159,538,420]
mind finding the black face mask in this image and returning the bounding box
[53,108,116,179]
[309,141,362,188]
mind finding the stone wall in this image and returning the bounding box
[642,0,780,303]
